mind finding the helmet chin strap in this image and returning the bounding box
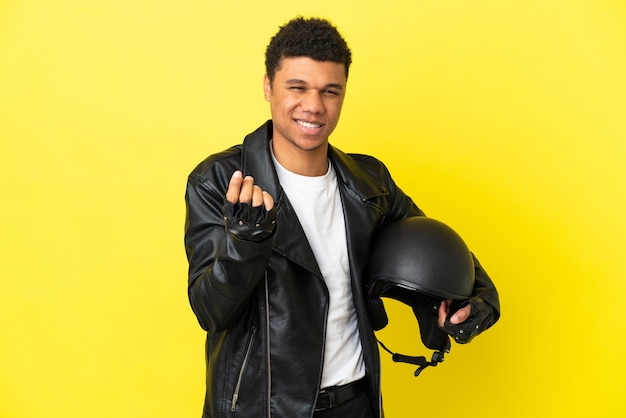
[376,338,451,377]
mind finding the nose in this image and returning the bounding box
[301,90,324,113]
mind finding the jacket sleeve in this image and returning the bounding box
[184,174,275,333]
[470,254,501,319]
[379,160,426,221]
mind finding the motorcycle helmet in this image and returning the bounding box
[367,216,475,376]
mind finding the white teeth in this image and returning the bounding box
[297,120,321,129]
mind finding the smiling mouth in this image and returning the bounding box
[296,119,323,129]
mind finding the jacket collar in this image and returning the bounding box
[240,121,283,202]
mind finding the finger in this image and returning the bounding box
[450,304,472,324]
[262,191,274,211]
[239,176,254,203]
[251,185,263,207]
[438,300,450,328]
[225,170,243,204]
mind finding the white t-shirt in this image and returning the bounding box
[271,145,366,388]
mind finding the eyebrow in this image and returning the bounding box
[285,79,344,90]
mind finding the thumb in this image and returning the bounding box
[450,304,472,324]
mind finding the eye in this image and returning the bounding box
[323,89,339,96]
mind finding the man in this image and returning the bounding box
[185,17,500,417]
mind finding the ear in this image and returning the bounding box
[263,74,271,101]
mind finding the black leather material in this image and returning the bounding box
[442,297,497,344]
[185,121,427,417]
[223,201,277,241]
[185,120,500,417]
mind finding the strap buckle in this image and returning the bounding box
[314,388,337,411]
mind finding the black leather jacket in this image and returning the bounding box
[184,120,499,417]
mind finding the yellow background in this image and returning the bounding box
[2,0,625,417]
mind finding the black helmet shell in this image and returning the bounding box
[368,217,475,301]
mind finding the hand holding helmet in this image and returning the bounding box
[439,297,497,344]
[367,216,497,376]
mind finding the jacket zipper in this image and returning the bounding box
[231,326,257,412]
[264,271,272,417]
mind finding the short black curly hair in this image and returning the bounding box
[265,17,352,84]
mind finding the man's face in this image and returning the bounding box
[264,57,346,154]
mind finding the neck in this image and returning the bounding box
[271,140,329,177]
